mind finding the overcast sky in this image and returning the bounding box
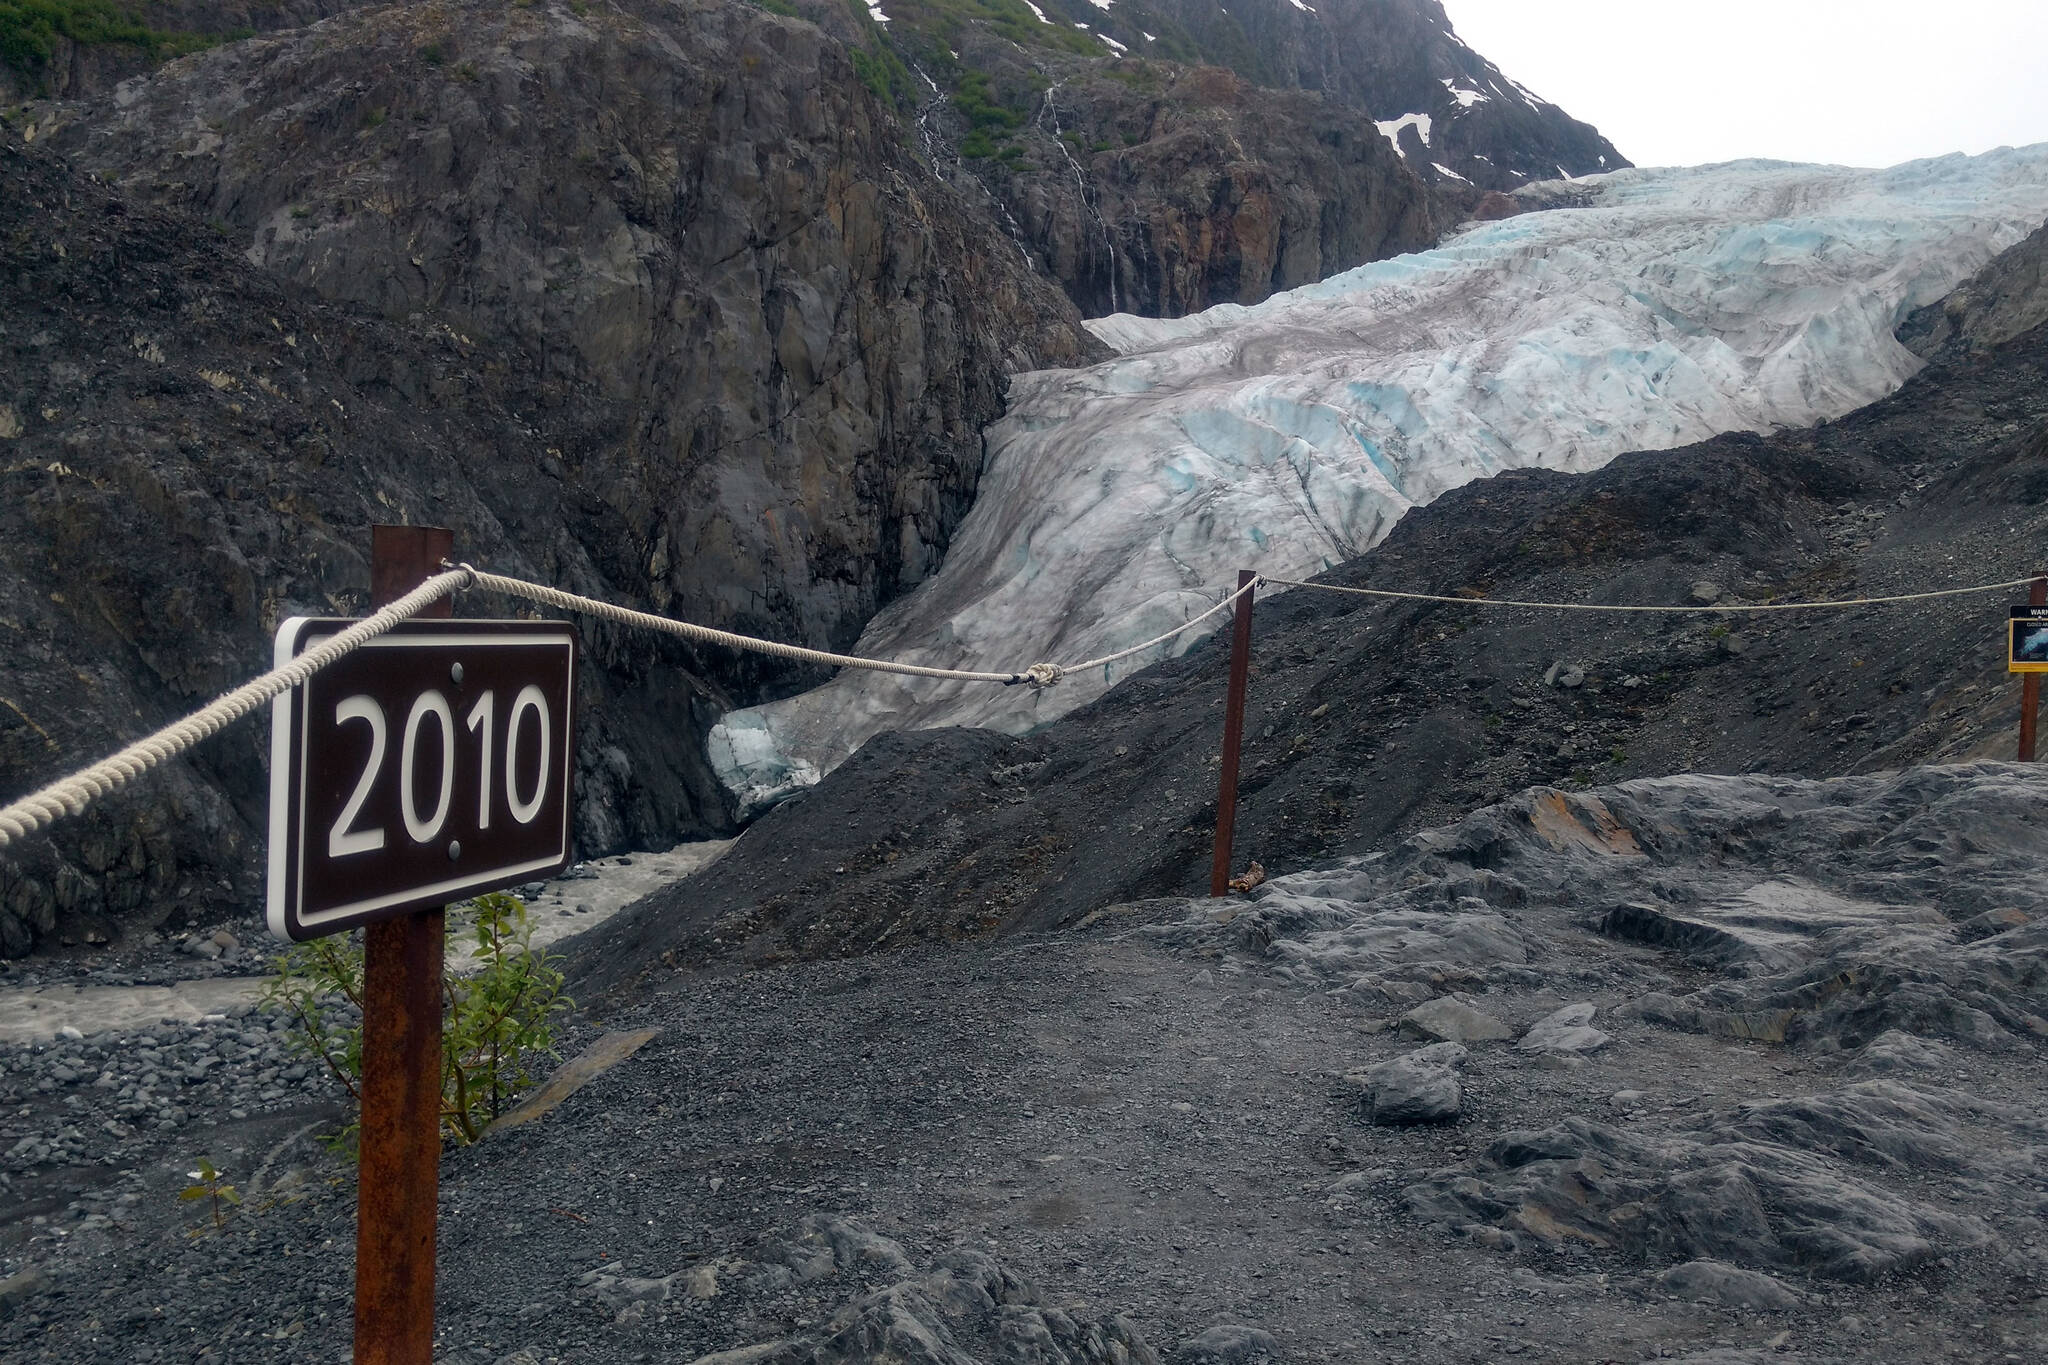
[1445,1,2048,170]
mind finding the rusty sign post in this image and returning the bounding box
[2015,576,2048,762]
[1209,570,1257,897]
[265,525,578,1365]
[357,525,454,1365]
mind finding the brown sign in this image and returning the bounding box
[266,618,577,941]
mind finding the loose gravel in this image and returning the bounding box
[3,878,2043,1363]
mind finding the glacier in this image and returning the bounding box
[711,147,2048,817]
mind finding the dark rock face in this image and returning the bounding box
[50,0,1097,651]
[788,0,1615,318]
[956,57,1440,317]
[0,126,732,957]
[1900,220,2048,360]
[1170,0,1630,190]
[0,0,1098,957]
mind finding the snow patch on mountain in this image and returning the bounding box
[1442,79,1488,108]
[710,148,2048,816]
[1375,112,1433,156]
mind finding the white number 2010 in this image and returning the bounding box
[325,686,551,858]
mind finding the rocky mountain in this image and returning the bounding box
[572,216,2048,987]
[925,52,1443,319]
[891,0,1619,189]
[774,0,1621,316]
[0,0,1100,958]
[1093,0,1628,189]
[7,0,1625,326]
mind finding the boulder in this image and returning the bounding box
[1654,1260,1805,1310]
[1355,1043,1466,1125]
[1177,1325,1281,1363]
[1519,1003,1612,1054]
[1400,996,1513,1044]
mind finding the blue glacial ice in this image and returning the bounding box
[711,147,2048,816]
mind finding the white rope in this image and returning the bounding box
[3,552,2037,852]
[0,570,472,850]
[1258,574,2041,613]
[464,568,1257,688]
[1040,577,1261,685]
[465,570,1027,684]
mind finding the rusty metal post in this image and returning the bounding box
[2023,576,2046,762]
[355,525,453,1365]
[1209,570,1257,897]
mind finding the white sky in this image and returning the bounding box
[1444,1,2048,169]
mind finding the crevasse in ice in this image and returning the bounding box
[711,148,2048,816]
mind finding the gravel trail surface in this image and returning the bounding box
[4,765,2044,1363]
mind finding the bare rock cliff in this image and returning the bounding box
[0,0,1098,956]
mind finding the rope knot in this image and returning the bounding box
[1023,662,1065,689]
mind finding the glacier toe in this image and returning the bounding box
[713,149,2048,815]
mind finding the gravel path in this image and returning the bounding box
[3,854,2042,1362]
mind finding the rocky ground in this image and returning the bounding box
[2,762,2045,1362]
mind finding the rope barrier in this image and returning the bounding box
[0,552,2037,852]
[462,567,1256,689]
[1257,574,2042,613]
[0,569,473,850]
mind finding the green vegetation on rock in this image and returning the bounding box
[883,0,1098,58]
[0,0,235,85]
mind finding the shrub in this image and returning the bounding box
[261,891,572,1149]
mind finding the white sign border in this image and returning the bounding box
[265,618,578,941]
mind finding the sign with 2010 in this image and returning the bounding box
[266,618,578,941]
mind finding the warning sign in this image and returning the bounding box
[2010,607,2048,673]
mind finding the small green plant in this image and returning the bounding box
[419,41,445,65]
[362,106,386,128]
[1609,746,1628,764]
[1708,623,1731,639]
[261,892,571,1150]
[180,1157,240,1232]
[441,892,573,1142]
[289,204,312,219]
